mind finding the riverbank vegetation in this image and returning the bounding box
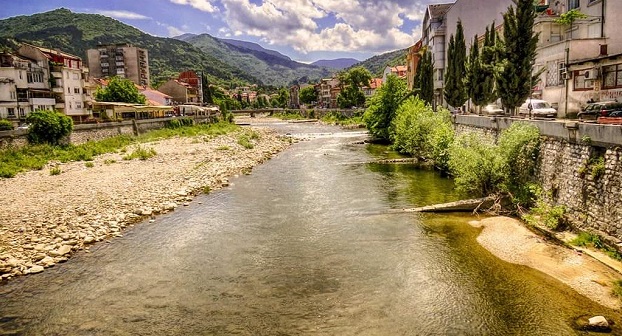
[0,120,239,178]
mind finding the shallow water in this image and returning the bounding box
[0,121,620,335]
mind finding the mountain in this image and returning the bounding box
[219,38,292,62]
[311,58,359,70]
[180,34,333,87]
[350,48,408,77]
[0,9,258,86]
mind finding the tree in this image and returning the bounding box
[497,0,540,115]
[25,110,73,145]
[415,50,434,106]
[95,77,146,104]
[337,66,372,108]
[480,23,499,106]
[468,35,487,112]
[299,86,318,105]
[444,20,468,109]
[272,88,289,108]
[363,74,408,141]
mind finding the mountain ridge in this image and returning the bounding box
[311,58,359,69]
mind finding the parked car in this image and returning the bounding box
[518,99,557,118]
[577,101,622,120]
[482,104,505,116]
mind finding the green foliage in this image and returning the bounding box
[25,110,73,145]
[165,117,194,129]
[391,98,454,171]
[123,146,156,160]
[613,280,622,299]
[84,161,94,168]
[570,232,622,261]
[237,135,254,149]
[522,189,566,230]
[104,159,116,165]
[497,0,540,113]
[480,23,500,106]
[497,123,541,204]
[299,86,318,105]
[216,145,231,150]
[320,110,364,126]
[0,119,13,131]
[591,156,606,180]
[554,9,588,26]
[274,110,305,120]
[95,77,146,104]
[49,166,62,175]
[364,74,408,141]
[444,20,468,108]
[271,88,289,108]
[337,67,372,109]
[415,51,434,106]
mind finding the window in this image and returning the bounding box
[19,71,22,80]
[546,61,564,87]
[74,88,80,94]
[7,108,15,117]
[10,91,16,100]
[568,0,580,9]
[574,70,594,91]
[602,64,622,89]
[18,108,24,117]
[76,102,82,109]
[68,87,71,94]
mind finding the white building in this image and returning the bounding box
[422,3,453,109]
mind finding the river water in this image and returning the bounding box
[0,121,620,335]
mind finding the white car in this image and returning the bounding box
[519,99,557,118]
[482,104,505,115]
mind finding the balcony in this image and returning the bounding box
[55,102,65,109]
[52,87,64,93]
[51,71,62,78]
[29,98,56,106]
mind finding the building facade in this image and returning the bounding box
[406,39,423,91]
[87,44,150,86]
[422,3,453,108]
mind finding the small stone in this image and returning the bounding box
[149,219,155,223]
[56,245,72,256]
[587,316,610,331]
[39,256,55,267]
[28,266,44,274]
[183,202,190,207]
[84,236,95,244]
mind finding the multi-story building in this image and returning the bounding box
[0,52,55,120]
[382,65,407,83]
[157,71,204,105]
[319,78,340,108]
[406,40,423,90]
[535,0,622,116]
[87,44,150,86]
[422,3,453,108]
[17,43,88,121]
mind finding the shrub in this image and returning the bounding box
[522,186,566,230]
[84,162,95,168]
[237,135,254,149]
[26,110,73,145]
[123,146,156,160]
[165,117,194,129]
[0,119,13,131]
[49,167,62,175]
[591,156,605,180]
[104,159,116,165]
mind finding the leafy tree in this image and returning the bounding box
[497,0,540,114]
[480,23,499,106]
[337,66,372,108]
[272,88,289,108]
[299,86,318,105]
[444,20,468,109]
[415,50,434,106]
[0,119,13,131]
[25,110,73,145]
[363,74,407,141]
[95,77,146,104]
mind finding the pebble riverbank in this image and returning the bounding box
[0,127,291,280]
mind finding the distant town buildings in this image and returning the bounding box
[87,44,150,87]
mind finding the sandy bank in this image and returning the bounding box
[0,127,291,280]
[470,216,622,310]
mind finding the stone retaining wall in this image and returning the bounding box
[455,116,622,243]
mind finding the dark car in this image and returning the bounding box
[578,101,622,120]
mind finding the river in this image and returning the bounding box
[0,121,620,335]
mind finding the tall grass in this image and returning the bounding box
[0,121,240,178]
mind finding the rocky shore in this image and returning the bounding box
[0,127,291,280]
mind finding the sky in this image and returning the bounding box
[0,0,445,63]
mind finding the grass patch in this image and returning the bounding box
[274,111,306,120]
[104,159,116,165]
[49,167,61,175]
[237,135,254,149]
[202,186,211,194]
[0,121,239,178]
[85,162,95,168]
[570,231,622,261]
[613,280,622,299]
[320,111,364,126]
[123,146,157,161]
[216,145,231,150]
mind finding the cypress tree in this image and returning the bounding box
[480,23,498,106]
[418,51,434,106]
[497,0,540,114]
[444,20,468,109]
[469,35,487,111]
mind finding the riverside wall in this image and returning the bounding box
[0,116,213,149]
[454,115,622,243]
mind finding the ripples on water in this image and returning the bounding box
[0,122,620,335]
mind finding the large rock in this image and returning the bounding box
[587,316,610,332]
[28,265,44,274]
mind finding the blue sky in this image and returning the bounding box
[1,0,442,63]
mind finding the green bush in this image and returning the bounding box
[237,135,254,149]
[0,119,13,131]
[390,97,454,171]
[165,117,194,129]
[123,146,157,160]
[26,110,73,145]
[49,167,62,175]
[85,162,95,168]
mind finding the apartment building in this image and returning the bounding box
[382,65,407,83]
[535,0,622,115]
[0,52,55,120]
[87,44,150,86]
[17,44,88,121]
[319,78,340,108]
[421,3,453,108]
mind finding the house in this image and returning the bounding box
[157,71,204,105]
[141,88,173,106]
[319,78,340,108]
[17,43,89,121]
[0,52,55,120]
[406,40,424,91]
[382,65,407,82]
[363,78,383,97]
[87,44,150,86]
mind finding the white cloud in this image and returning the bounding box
[219,0,430,53]
[95,10,150,20]
[170,0,218,13]
[167,25,186,37]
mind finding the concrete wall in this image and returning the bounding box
[454,115,622,243]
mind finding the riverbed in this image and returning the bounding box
[0,120,620,335]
